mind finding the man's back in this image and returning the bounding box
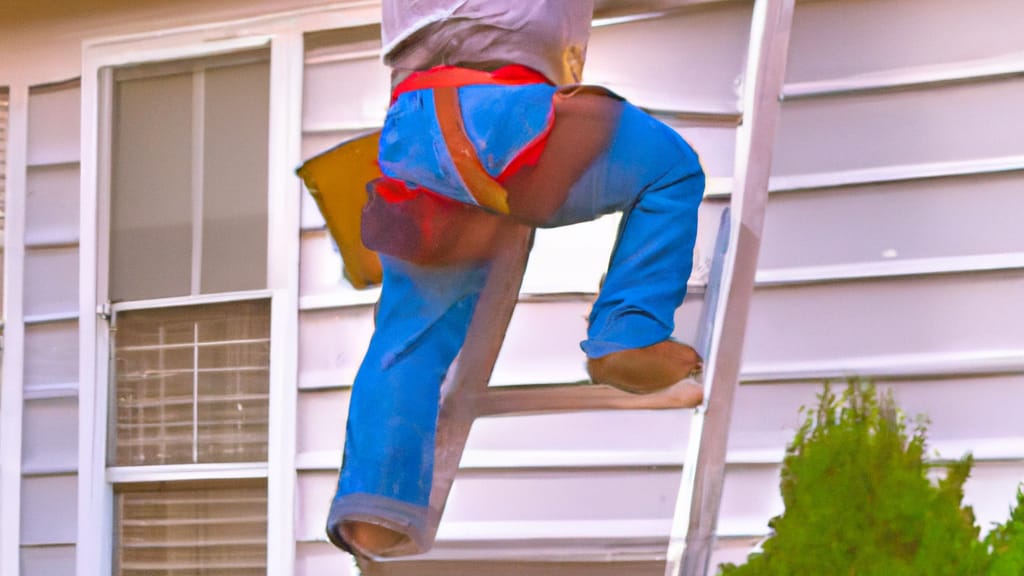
[381,0,595,85]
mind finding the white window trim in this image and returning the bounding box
[76,4,388,573]
[0,83,28,576]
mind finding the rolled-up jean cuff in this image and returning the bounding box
[325,492,431,555]
[581,312,673,359]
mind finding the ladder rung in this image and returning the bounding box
[473,380,703,417]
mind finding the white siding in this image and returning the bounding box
[1,0,1020,575]
[1,89,8,234]
[293,2,753,574]
[19,80,82,576]
[732,0,1024,560]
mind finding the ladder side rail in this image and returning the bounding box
[670,0,796,574]
[664,203,732,574]
[422,224,534,547]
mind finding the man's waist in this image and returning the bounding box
[390,65,551,103]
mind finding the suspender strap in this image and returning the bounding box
[433,85,512,215]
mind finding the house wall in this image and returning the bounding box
[1,0,1023,575]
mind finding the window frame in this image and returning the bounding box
[0,83,27,576]
[80,7,384,573]
[106,290,278,481]
[76,11,332,574]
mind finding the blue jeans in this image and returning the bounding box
[328,83,705,551]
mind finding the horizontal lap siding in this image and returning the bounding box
[294,2,753,573]
[726,0,1024,567]
[20,82,81,576]
[293,0,1024,574]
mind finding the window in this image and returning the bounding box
[111,299,271,467]
[110,299,270,576]
[103,49,273,576]
[109,50,270,302]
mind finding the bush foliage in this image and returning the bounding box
[719,382,991,576]
[986,487,1024,575]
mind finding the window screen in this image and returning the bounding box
[112,299,271,467]
[109,51,270,302]
[115,480,267,576]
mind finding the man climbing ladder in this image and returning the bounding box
[323,0,707,558]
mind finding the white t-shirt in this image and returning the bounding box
[381,0,595,85]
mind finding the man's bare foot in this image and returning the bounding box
[340,521,409,557]
[587,340,703,401]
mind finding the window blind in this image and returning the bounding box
[115,481,267,576]
[112,299,271,466]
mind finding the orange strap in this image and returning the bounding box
[433,86,512,215]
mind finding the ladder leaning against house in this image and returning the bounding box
[370,1,794,574]
[306,0,796,574]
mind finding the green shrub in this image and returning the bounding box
[986,487,1024,575]
[719,381,989,576]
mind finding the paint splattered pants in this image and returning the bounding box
[327,79,705,552]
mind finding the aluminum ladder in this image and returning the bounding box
[358,0,794,573]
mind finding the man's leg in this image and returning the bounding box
[327,255,489,556]
[504,93,706,397]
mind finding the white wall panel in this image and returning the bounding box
[24,320,78,390]
[713,460,1024,540]
[673,290,706,347]
[586,4,753,112]
[743,272,1024,365]
[27,84,80,166]
[300,230,384,302]
[302,55,389,130]
[521,217,618,295]
[364,559,666,576]
[298,307,373,389]
[25,164,79,245]
[23,246,78,317]
[772,77,1024,176]
[296,388,350,455]
[964,462,1024,535]
[20,474,77,545]
[20,545,76,576]
[295,542,358,576]
[787,0,1024,83]
[759,172,1024,269]
[22,397,78,473]
[466,409,692,455]
[717,464,782,536]
[671,121,738,180]
[710,537,765,573]
[443,469,682,523]
[729,376,1024,456]
[492,294,705,387]
[299,230,343,296]
[301,130,369,165]
[887,376,1024,449]
[296,471,336,542]
[491,300,591,386]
